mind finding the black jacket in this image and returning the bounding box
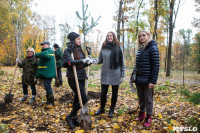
[63,47,90,80]
[132,40,159,84]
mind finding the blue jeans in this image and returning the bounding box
[22,84,36,95]
[43,78,53,95]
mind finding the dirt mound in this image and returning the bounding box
[58,93,73,103]
[0,102,7,114]
[87,91,100,100]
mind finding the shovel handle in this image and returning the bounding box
[85,66,89,95]
[10,52,20,94]
[71,53,84,108]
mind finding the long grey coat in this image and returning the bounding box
[98,46,125,85]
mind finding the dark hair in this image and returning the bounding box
[73,41,85,68]
[102,31,121,48]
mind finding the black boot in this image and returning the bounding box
[46,95,50,104]
[95,108,105,116]
[108,108,114,118]
[66,115,75,129]
[72,116,79,127]
[46,94,55,106]
[95,84,108,116]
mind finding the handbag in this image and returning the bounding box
[130,70,137,83]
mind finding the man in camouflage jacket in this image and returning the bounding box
[18,47,38,103]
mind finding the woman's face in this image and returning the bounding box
[27,51,34,56]
[75,37,81,45]
[106,33,114,42]
[138,32,149,43]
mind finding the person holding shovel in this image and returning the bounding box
[35,41,56,106]
[95,31,125,118]
[53,43,63,86]
[18,47,38,103]
[130,30,159,127]
[63,32,91,129]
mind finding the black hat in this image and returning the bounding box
[40,41,50,45]
[54,44,59,48]
[67,32,80,41]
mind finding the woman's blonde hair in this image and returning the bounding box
[137,30,152,48]
[26,47,35,55]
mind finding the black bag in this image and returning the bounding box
[130,70,137,83]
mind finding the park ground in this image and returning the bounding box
[0,66,199,132]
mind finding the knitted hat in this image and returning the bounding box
[67,32,80,41]
[26,47,35,55]
[54,44,59,48]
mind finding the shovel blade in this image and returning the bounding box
[78,114,92,130]
[4,93,14,104]
[78,107,92,130]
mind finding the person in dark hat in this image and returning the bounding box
[62,32,92,129]
[35,41,56,106]
[53,43,63,86]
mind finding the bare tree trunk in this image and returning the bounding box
[165,24,169,72]
[117,0,123,41]
[153,0,158,40]
[134,0,143,60]
[166,0,175,77]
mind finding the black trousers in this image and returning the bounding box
[68,79,88,117]
[100,84,119,109]
[57,68,63,84]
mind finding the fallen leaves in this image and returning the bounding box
[0,69,199,132]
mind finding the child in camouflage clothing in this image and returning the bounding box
[18,47,38,103]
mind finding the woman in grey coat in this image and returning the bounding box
[95,31,125,118]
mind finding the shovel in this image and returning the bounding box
[54,51,60,87]
[67,41,92,130]
[85,46,91,95]
[4,52,20,104]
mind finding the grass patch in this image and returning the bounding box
[90,65,101,71]
[0,123,9,133]
[187,117,200,133]
[180,89,200,105]
[155,85,170,91]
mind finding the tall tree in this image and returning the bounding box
[192,0,200,31]
[76,0,101,48]
[194,33,200,74]
[166,0,181,77]
[8,0,32,56]
[116,0,123,41]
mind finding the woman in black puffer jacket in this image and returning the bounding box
[63,32,91,129]
[130,30,159,127]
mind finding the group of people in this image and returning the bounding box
[17,30,159,129]
[18,41,63,105]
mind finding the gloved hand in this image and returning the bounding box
[120,77,125,83]
[87,58,93,64]
[83,57,90,63]
[92,58,99,64]
[16,59,20,63]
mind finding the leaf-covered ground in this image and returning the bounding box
[0,67,199,132]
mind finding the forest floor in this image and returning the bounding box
[0,67,199,132]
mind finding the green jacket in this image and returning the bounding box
[18,56,38,86]
[54,47,63,68]
[35,47,56,79]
